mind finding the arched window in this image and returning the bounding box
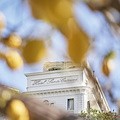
[43,100,49,105]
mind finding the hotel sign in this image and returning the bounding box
[31,76,78,86]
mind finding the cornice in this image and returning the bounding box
[84,68,110,112]
[25,68,83,77]
[23,86,92,97]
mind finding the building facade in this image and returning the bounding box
[24,61,110,114]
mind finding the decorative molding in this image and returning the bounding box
[31,75,78,86]
[25,68,83,77]
[43,61,81,72]
[84,68,110,111]
[92,88,109,111]
[25,87,92,97]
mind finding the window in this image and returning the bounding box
[48,67,61,71]
[50,103,54,106]
[67,98,74,110]
[87,101,90,113]
[43,100,54,106]
[43,100,49,105]
[98,100,102,110]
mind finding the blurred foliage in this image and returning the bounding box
[3,33,22,48]
[22,40,46,64]
[6,99,29,120]
[0,0,119,73]
[0,0,120,114]
[67,18,90,64]
[79,108,119,120]
[5,50,23,70]
[0,12,6,29]
[102,51,115,76]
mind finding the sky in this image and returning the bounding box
[0,0,120,112]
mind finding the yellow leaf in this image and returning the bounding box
[3,33,22,48]
[46,0,73,24]
[102,59,110,76]
[29,0,73,25]
[22,40,46,64]
[67,18,90,64]
[0,52,5,59]
[5,50,23,69]
[87,0,111,10]
[6,99,29,120]
[0,12,6,29]
[54,0,72,19]
[102,58,114,76]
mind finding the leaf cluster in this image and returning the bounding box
[79,109,119,120]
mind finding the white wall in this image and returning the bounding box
[25,86,100,114]
[26,68,85,92]
[25,67,110,113]
[36,92,88,114]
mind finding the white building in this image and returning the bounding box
[24,61,110,114]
